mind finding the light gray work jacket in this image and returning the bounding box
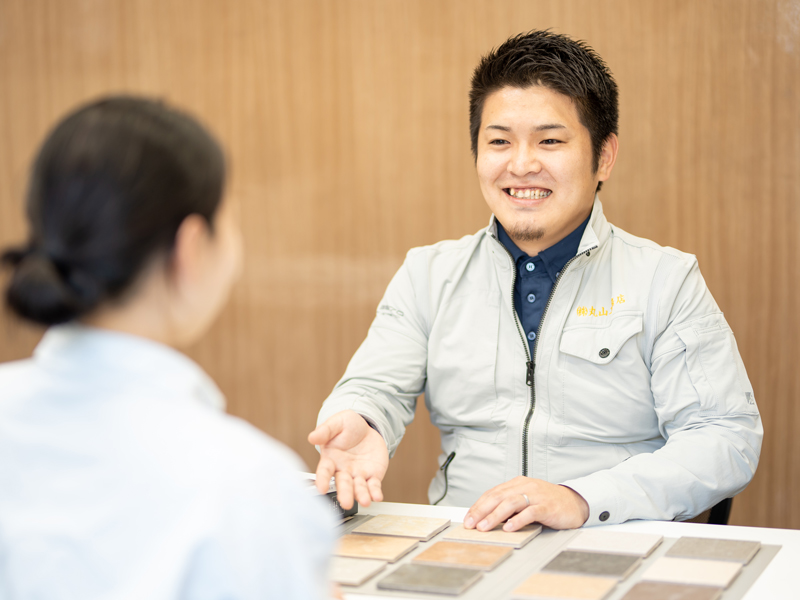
[318,198,762,526]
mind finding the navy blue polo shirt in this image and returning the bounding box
[496,216,590,357]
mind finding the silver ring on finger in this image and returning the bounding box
[521,493,530,507]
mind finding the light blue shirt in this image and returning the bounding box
[0,325,335,600]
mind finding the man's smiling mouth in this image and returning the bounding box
[504,188,552,200]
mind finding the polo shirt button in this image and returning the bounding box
[528,331,536,341]
[525,263,535,272]
[527,294,536,303]
[599,348,610,358]
[599,511,610,522]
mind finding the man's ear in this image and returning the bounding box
[169,214,210,293]
[596,133,619,183]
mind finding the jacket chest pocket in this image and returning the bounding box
[555,312,655,442]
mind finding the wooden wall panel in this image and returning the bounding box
[0,0,797,526]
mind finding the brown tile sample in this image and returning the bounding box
[335,533,418,563]
[542,550,642,580]
[665,536,761,564]
[412,540,513,571]
[641,557,741,588]
[352,514,450,541]
[511,572,617,599]
[621,581,723,600]
[566,530,663,557]
[377,563,483,595]
[329,556,387,586]
[443,523,543,548]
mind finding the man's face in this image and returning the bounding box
[476,85,617,255]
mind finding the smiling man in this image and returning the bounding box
[309,31,762,531]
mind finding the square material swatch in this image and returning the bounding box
[542,550,642,580]
[621,581,723,600]
[665,537,761,564]
[443,523,543,548]
[566,530,663,557]
[412,540,513,571]
[377,563,482,595]
[641,557,741,588]
[329,556,387,586]
[511,572,618,600]
[352,514,450,541]
[336,533,418,563]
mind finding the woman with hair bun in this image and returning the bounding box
[0,97,334,599]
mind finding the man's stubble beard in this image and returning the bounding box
[507,224,546,243]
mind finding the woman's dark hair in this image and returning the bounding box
[2,95,225,325]
[469,30,619,189]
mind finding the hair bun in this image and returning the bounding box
[3,249,90,325]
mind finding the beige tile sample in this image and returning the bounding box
[641,557,741,588]
[511,572,617,600]
[352,514,450,541]
[665,537,761,564]
[543,550,642,580]
[443,523,543,548]
[336,534,418,563]
[412,540,513,571]
[329,556,387,586]
[621,581,723,600]
[377,563,482,595]
[566,530,663,557]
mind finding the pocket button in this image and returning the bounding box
[599,348,610,359]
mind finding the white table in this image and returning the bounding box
[341,501,800,600]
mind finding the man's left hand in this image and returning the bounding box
[463,476,589,532]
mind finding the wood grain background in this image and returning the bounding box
[1,0,798,528]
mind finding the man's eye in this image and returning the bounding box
[489,139,509,146]
[541,139,562,145]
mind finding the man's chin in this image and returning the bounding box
[507,224,546,243]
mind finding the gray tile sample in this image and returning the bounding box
[621,581,723,600]
[376,563,483,595]
[665,537,761,564]
[542,550,642,580]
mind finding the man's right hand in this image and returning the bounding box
[307,410,389,509]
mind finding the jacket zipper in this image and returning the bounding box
[490,232,597,477]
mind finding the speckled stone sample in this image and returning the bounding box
[511,572,618,599]
[412,540,513,571]
[329,556,387,586]
[377,563,483,595]
[621,581,723,600]
[641,557,742,588]
[665,537,761,564]
[542,550,642,580]
[352,514,450,541]
[335,533,418,563]
[566,530,663,557]
[443,523,543,548]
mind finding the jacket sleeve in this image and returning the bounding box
[317,249,430,457]
[562,257,763,526]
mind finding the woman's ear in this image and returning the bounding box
[169,214,211,296]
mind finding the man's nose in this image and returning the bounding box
[507,143,542,177]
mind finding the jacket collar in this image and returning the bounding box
[34,324,226,411]
[487,194,610,257]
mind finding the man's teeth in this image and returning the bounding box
[508,188,552,199]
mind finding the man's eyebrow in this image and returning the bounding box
[485,123,567,132]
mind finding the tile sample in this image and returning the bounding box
[412,540,513,571]
[511,572,617,599]
[542,550,642,580]
[329,556,387,586]
[352,514,450,541]
[641,557,741,588]
[566,530,663,557]
[443,523,543,548]
[621,581,722,600]
[377,563,482,595]
[336,534,418,563]
[665,536,761,564]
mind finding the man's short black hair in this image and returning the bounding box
[469,30,618,182]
